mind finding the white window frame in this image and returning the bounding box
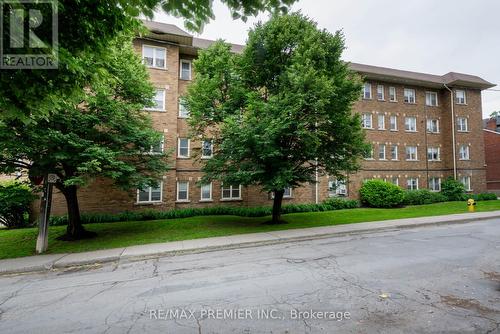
[363,83,372,99]
[201,140,213,159]
[145,89,166,112]
[364,145,374,160]
[221,184,242,200]
[407,178,419,190]
[177,138,190,158]
[457,117,469,132]
[404,88,416,104]
[427,147,441,161]
[377,85,385,101]
[378,144,386,160]
[200,183,213,201]
[362,113,373,129]
[425,91,438,106]
[283,187,292,198]
[406,146,418,161]
[389,115,398,131]
[455,90,466,105]
[459,145,470,160]
[178,98,189,118]
[137,182,163,203]
[150,135,165,154]
[328,180,347,197]
[179,59,192,80]
[426,119,440,133]
[176,181,190,202]
[460,176,472,191]
[142,45,166,69]
[428,177,441,192]
[391,145,398,160]
[389,87,397,102]
[377,114,385,130]
[405,116,417,132]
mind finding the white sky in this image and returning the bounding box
[153,0,500,118]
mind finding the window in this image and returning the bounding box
[283,187,292,198]
[428,177,441,191]
[378,144,386,160]
[455,90,466,104]
[405,117,417,132]
[146,89,165,111]
[328,180,347,197]
[178,98,189,118]
[179,59,192,80]
[426,119,439,133]
[378,114,385,130]
[390,145,398,160]
[459,145,470,160]
[406,146,418,161]
[178,138,190,158]
[200,183,212,201]
[389,87,397,102]
[457,117,469,132]
[390,115,398,131]
[202,140,213,158]
[407,178,419,190]
[377,85,384,100]
[177,181,189,201]
[221,184,241,200]
[150,135,164,154]
[364,145,374,160]
[142,45,166,69]
[391,177,399,186]
[137,183,162,203]
[425,92,438,106]
[404,88,416,103]
[427,147,440,161]
[362,113,372,129]
[460,176,472,191]
[363,83,372,99]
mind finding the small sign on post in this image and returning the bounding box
[36,173,58,254]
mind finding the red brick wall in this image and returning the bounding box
[484,129,500,190]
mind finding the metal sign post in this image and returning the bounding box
[36,174,58,254]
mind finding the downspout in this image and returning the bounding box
[444,84,457,180]
[315,158,319,204]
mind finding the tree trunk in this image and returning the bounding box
[59,185,95,240]
[271,189,285,224]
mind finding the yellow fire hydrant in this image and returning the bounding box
[467,198,476,212]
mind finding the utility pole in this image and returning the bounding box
[36,174,57,254]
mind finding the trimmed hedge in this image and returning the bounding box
[403,189,447,205]
[466,193,498,201]
[441,177,466,201]
[359,180,405,208]
[49,198,360,226]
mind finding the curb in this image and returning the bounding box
[1,212,500,275]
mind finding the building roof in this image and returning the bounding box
[140,20,495,90]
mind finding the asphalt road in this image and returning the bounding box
[0,219,499,334]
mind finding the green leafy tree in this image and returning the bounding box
[441,177,466,201]
[0,0,296,122]
[490,111,499,118]
[187,13,368,224]
[0,35,169,240]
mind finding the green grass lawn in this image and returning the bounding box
[1,200,500,260]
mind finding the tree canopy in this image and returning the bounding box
[186,13,368,223]
[0,34,169,239]
[0,0,296,122]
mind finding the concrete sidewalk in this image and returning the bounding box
[1,210,500,275]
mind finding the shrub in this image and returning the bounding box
[403,189,447,205]
[359,180,405,208]
[49,199,361,226]
[466,193,498,201]
[441,177,466,201]
[0,182,36,229]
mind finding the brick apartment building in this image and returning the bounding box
[484,116,500,194]
[49,21,495,215]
